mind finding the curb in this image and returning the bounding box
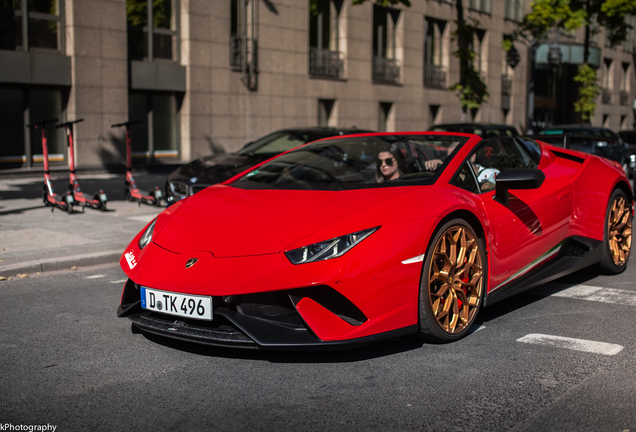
[0,250,122,277]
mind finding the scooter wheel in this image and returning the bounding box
[42,189,50,206]
[95,194,107,212]
[62,196,74,214]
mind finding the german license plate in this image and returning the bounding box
[141,287,212,321]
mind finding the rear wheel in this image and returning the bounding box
[599,188,632,274]
[419,219,486,343]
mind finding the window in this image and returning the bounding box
[128,92,179,161]
[429,104,440,125]
[378,102,393,132]
[624,15,634,53]
[469,0,491,14]
[451,162,480,194]
[504,0,523,21]
[453,137,537,194]
[424,18,447,89]
[621,62,630,105]
[602,58,613,104]
[127,0,179,61]
[0,0,63,51]
[309,0,344,78]
[0,86,64,168]
[318,99,335,126]
[372,5,401,84]
[230,0,258,89]
[472,29,487,75]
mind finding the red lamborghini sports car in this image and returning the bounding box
[117,132,633,349]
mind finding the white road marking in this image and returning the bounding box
[517,333,624,356]
[547,284,636,307]
[110,279,128,284]
[84,274,105,279]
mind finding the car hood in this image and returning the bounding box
[170,153,270,186]
[153,185,414,257]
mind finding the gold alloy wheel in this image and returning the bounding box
[428,225,483,334]
[608,195,632,266]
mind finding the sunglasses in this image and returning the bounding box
[379,157,395,166]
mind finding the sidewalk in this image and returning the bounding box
[0,170,169,277]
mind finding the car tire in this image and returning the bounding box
[598,188,632,274]
[418,218,486,343]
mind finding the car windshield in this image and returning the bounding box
[566,136,598,153]
[238,131,312,156]
[232,134,470,191]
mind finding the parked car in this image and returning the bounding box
[618,130,636,175]
[164,127,372,205]
[118,132,631,349]
[537,125,631,176]
[428,123,519,137]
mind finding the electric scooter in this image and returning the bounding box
[111,121,163,206]
[28,118,75,213]
[56,119,108,211]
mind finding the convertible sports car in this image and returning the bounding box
[118,132,633,349]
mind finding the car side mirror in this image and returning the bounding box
[495,169,545,205]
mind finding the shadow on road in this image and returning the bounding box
[130,269,607,362]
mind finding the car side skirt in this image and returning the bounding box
[484,236,603,307]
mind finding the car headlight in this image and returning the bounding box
[285,227,378,264]
[138,218,157,250]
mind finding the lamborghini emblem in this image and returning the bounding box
[185,258,198,268]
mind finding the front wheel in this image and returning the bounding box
[598,188,632,274]
[419,219,486,343]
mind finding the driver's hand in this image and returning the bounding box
[424,159,443,171]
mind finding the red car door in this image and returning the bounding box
[468,138,574,292]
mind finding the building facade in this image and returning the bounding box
[0,0,634,171]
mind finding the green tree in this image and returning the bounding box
[573,63,600,122]
[449,10,489,116]
[569,0,636,123]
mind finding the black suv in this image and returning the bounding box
[165,127,372,206]
[428,123,519,138]
[538,125,630,176]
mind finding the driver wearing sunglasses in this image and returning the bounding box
[376,149,404,182]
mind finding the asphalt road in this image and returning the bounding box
[1,262,635,432]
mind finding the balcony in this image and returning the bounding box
[602,88,612,104]
[424,64,447,89]
[230,37,257,71]
[621,91,630,106]
[373,56,400,85]
[309,48,344,79]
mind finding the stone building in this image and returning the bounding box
[0,0,634,172]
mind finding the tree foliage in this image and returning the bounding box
[510,0,585,48]
[573,64,600,122]
[450,17,489,111]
